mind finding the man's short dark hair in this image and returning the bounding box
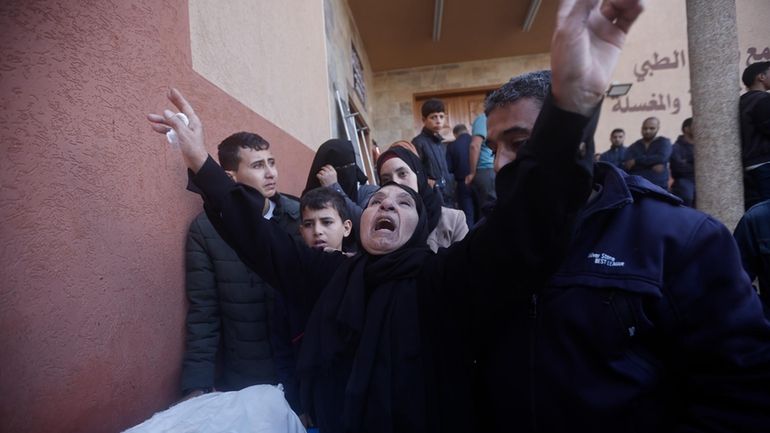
[742,62,770,87]
[453,124,468,135]
[421,98,446,118]
[681,117,693,131]
[217,132,270,171]
[485,70,552,115]
[611,128,625,135]
[300,186,351,222]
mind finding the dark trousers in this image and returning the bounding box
[744,163,770,210]
[671,178,695,207]
[471,168,497,220]
[454,180,474,228]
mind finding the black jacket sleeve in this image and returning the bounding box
[180,217,220,392]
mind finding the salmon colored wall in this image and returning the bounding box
[0,1,314,432]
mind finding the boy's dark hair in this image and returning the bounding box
[611,128,625,135]
[681,117,693,131]
[485,70,551,115]
[453,124,468,135]
[421,98,446,118]
[217,132,270,171]
[742,61,770,87]
[300,187,351,222]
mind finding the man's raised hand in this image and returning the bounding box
[551,0,644,115]
[147,88,209,172]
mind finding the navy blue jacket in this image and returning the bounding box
[669,135,695,181]
[446,133,472,180]
[476,163,770,433]
[734,199,770,308]
[740,90,770,167]
[624,136,672,189]
[598,145,626,169]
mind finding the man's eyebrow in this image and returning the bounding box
[501,126,531,136]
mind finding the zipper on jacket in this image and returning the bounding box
[529,292,538,432]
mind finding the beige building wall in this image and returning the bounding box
[324,0,375,141]
[736,0,770,73]
[370,54,550,147]
[596,0,770,153]
[188,0,331,150]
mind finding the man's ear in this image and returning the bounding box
[342,219,353,237]
[224,170,237,182]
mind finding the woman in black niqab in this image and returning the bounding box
[304,138,368,200]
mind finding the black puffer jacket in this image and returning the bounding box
[180,194,300,393]
[740,90,770,167]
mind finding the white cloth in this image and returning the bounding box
[124,385,305,433]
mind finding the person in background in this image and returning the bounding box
[670,117,696,207]
[624,117,672,190]
[599,128,627,169]
[740,61,770,210]
[411,98,454,206]
[466,97,498,221]
[447,124,474,226]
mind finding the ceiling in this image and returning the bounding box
[348,0,557,72]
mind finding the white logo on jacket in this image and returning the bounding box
[587,252,625,267]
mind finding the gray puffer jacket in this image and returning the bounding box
[180,194,300,393]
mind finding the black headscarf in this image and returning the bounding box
[297,183,433,432]
[304,139,368,200]
[376,146,442,234]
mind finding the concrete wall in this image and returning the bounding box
[189,0,331,151]
[0,1,314,432]
[370,54,550,147]
[324,0,375,140]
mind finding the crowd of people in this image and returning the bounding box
[145,1,770,432]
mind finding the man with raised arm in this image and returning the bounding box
[470,2,770,431]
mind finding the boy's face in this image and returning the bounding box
[422,112,446,133]
[300,205,352,251]
[229,147,278,198]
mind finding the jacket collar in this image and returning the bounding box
[271,193,300,221]
[580,162,681,220]
[420,127,443,143]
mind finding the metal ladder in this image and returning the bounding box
[335,88,375,185]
